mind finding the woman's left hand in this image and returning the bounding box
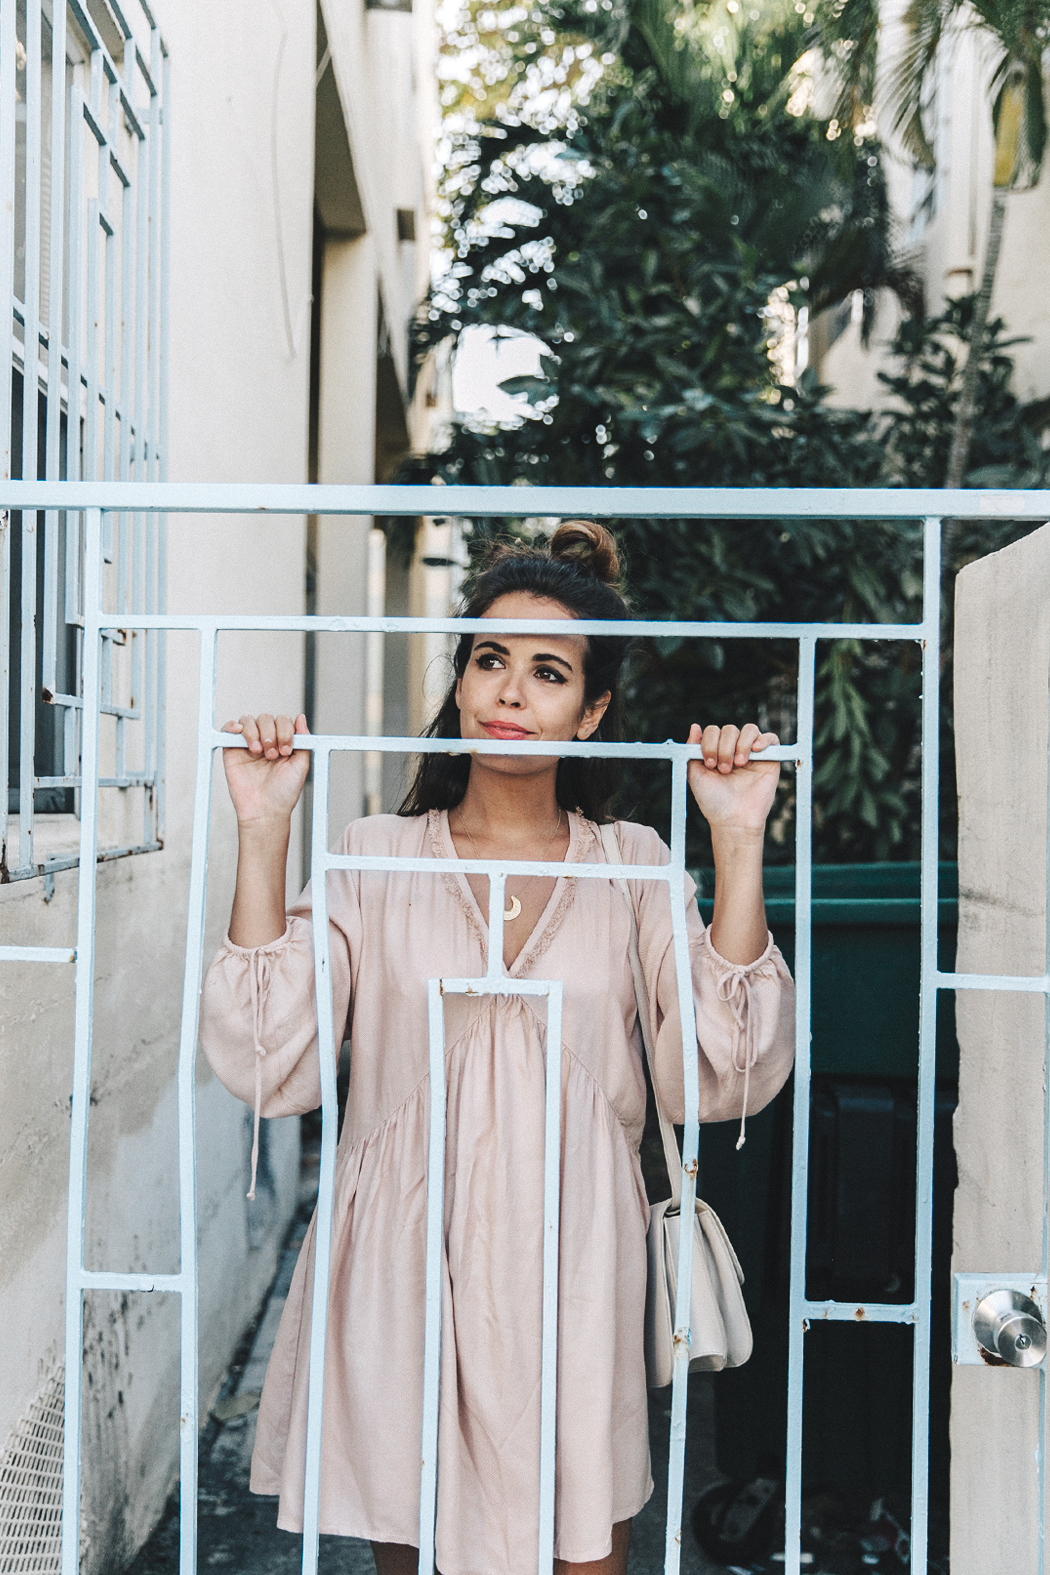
[686,722,780,834]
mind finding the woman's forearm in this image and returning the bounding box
[229,815,292,948]
[708,824,768,965]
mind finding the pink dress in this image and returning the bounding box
[199,810,795,1575]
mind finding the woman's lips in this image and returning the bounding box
[481,721,532,740]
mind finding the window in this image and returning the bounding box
[2,0,168,879]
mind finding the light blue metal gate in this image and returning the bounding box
[4,479,1050,1575]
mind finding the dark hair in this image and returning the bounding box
[397,521,632,823]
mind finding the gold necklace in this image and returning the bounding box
[455,810,565,921]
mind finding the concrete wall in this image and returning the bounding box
[951,522,1050,1572]
[0,0,436,1567]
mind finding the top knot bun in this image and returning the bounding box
[549,519,621,586]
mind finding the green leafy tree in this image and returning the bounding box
[411,0,1047,863]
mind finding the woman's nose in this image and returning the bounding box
[496,669,525,706]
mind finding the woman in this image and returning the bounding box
[199,520,795,1575]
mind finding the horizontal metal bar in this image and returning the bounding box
[440,977,557,995]
[79,1270,183,1293]
[0,946,76,963]
[803,1299,919,1325]
[325,854,676,881]
[3,841,163,884]
[218,732,798,762]
[0,481,1045,519]
[938,970,1050,993]
[35,774,154,788]
[85,611,929,641]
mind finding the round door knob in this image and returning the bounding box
[973,1289,1047,1368]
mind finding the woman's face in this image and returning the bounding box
[455,592,610,775]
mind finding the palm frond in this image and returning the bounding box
[809,0,880,134]
[884,0,953,166]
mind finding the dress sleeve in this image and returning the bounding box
[198,828,357,1195]
[625,823,795,1143]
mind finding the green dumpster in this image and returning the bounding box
[664,863,958,1515]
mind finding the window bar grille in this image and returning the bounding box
[3,0,167,880]
[5,481,1050,1575]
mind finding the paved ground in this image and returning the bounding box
[128,1186,725,1575]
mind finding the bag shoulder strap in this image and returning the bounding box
[600,822,683,1209]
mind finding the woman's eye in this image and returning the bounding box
[535,666,566,684]
[476,654,504,670]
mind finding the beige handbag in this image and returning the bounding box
[600,824,753,1388]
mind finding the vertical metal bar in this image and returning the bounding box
[174,623,220,1575]
[42,0,67,751]
[19,0,43,872]
[65,80,84,784]
[910,517,942,1575]
[60,507,103,1575]
[159,44,170,480]
[663,752,702,1575]
[133,82,148,480]
[66,85,83,492]
[537,979,564,1575]
[154,40,169,847]
[118,172,133,486]
[19,508,38,869]
[364,525,385,816]
[1041,597,1050,1575]
[101,116,117,486]
[84,196,99,484]
[132,78,149,819]
[486,870,506,982]
[783,634,816,1575]
[45,0,67,490]
[301,744,338,1575]
[143,492,155,844]
[0,510,10,870]
[0,0,17,481]
[419,975,448,1575]
[146,29,160,482]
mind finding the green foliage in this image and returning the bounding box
[411,0,1048,864]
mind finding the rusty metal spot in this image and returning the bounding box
[979,1345,1010,1366]
[41,686,54,704]
[684,1158,698,1178]
[855,1306,866,1320]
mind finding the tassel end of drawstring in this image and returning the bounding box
[735,1129,746,1151]
[247,1049,264,1201]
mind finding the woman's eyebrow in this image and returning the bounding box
[474,639,574,673]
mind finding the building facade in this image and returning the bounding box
[813,16,1050,416]
[0,1,437,1568]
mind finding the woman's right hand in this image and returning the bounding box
[221,713,311,828]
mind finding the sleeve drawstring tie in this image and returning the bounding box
[715,965,761,1151]
[247,950,273,1201]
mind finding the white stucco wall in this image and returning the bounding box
[817,18,1050,416]
[0,0,436,1566]
[951,522,1050,1572]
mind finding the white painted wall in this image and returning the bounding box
[817,17,1050,414]
[0,0,436,1566]
[951,523,1050,1572]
